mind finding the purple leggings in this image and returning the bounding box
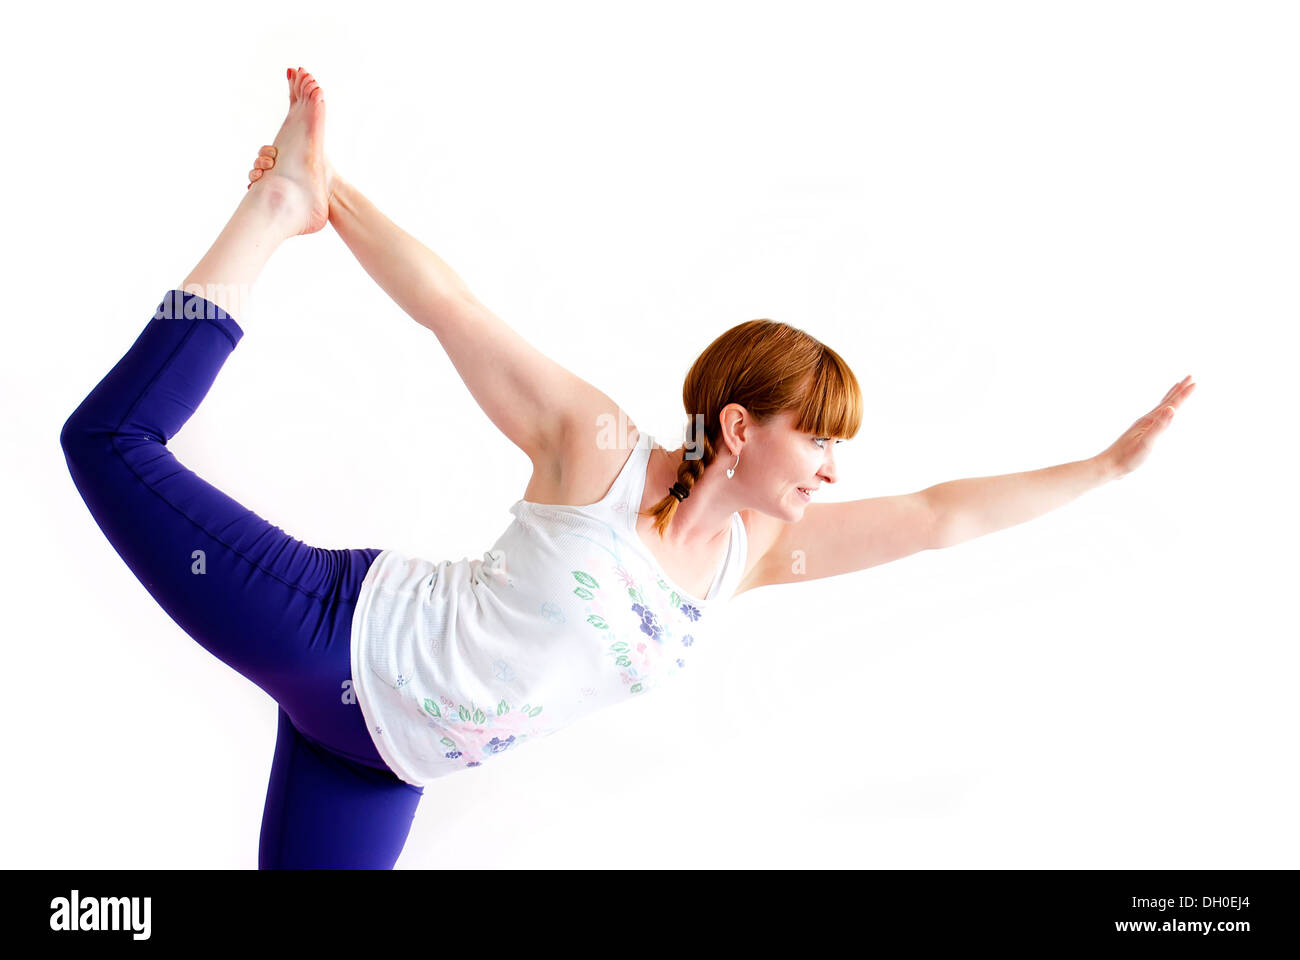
[59,290,424,869]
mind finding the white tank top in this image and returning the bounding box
[349,433,749,787]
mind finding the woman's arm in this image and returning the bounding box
[326,174,605,465]
[926,375,1194,548]
[735,460,1110,591]
[925,374,1196,546]
[925,457,1115,549]
[737,376,1195,592]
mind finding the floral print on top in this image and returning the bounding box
[415,693,543,767]
[574,562,702,698]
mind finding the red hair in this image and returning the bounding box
[640,319,863,539]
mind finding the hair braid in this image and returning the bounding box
[643,417,718,538]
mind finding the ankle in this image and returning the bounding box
[241,178,306,241]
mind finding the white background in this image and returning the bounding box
[3,0,1295,868]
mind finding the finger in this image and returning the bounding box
[1169,379,1196,408]
[1159,376,1196,410]
[248,168,263,183]
[259,145,277,158]
[254,156,274,170]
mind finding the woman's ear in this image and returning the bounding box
[718,402,751,457]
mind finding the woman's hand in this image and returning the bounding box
[246,144,339,198]
[246,144,276,189]
[1098,375,1197,480]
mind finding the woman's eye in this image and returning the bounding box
[813,437,829,448]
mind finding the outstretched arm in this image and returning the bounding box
[325,174,602,464]
[926,456,1114,549]
[738,375,1196,591]
[246,142,603,465]
[929,374,1196,547]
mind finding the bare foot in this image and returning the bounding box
[248,144,338,201]
[245,67,333,236]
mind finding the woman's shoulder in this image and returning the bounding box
[519,419,648,510]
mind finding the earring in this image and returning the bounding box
[726,453,739,479]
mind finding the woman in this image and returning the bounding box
[61,67,1195,869]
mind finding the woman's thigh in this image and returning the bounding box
[260,706,424,870]
[59,291,390,769]
[270,547,395,770]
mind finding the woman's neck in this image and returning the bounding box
[647,442,736,550]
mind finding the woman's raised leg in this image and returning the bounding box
[61,65,334,706]
[60,68,424,866]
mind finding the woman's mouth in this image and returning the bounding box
[796,486,813,502]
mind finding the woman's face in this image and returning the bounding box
[733,408,841,520]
